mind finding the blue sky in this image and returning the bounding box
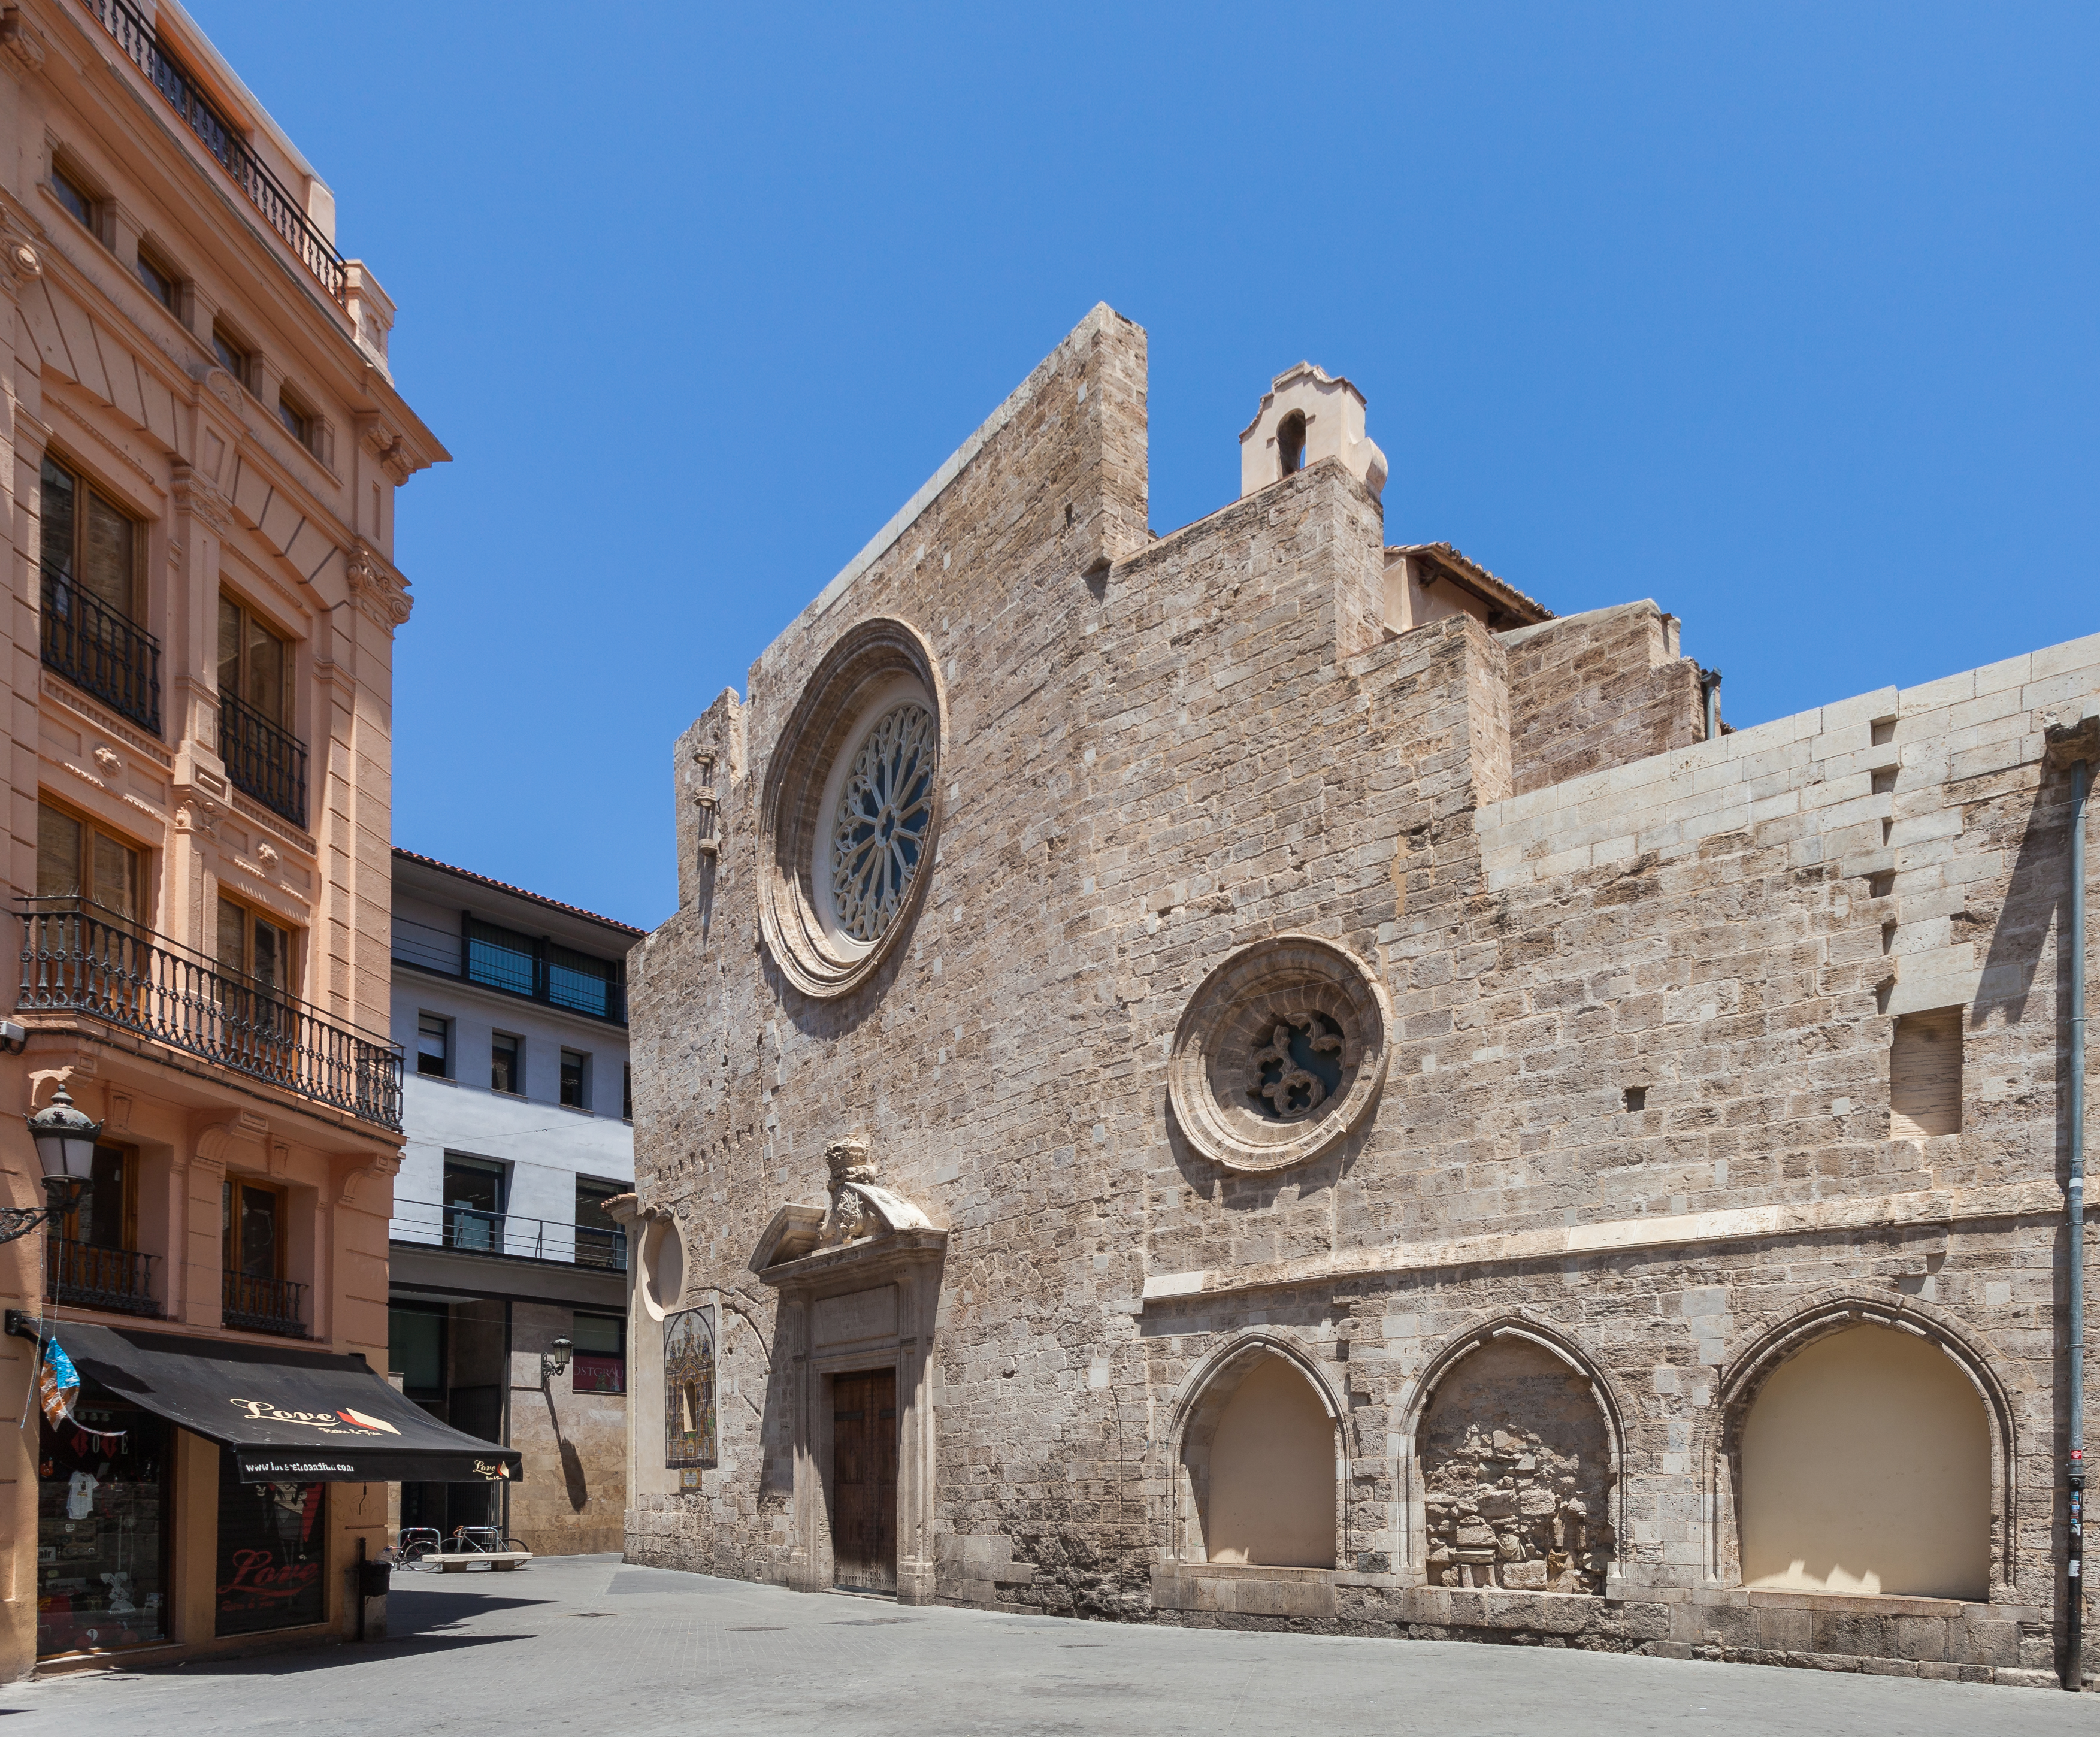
[190,2,2098,930]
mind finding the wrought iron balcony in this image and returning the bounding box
[220,691,308,827]
[80,0,349,306]
[40,561,161,736]
[391,1197,629,1270]
[223,1270,308,1337]
[46,1238,160,1318]
[18,897,404,1131]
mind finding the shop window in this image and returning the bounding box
[1198,1354,1335,1568]
[559,1049,588,1109]
[388,1302,447,1402]
[37,798,140,921]
[1738,1323,1989,1599]
[40,453,140,622]
[442,1155,505,1252]
[490,1031,521,1094]
[37,1393,172,1657]
[416,1012,451,1078]
[572,1311,627,1394]
[214,1452,325,1636]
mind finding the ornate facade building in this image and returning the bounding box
[622,305,2099,1687]
[0,0,456,1679]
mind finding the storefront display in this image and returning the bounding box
[214,1453,325,1636]
[36,1397,172,1657]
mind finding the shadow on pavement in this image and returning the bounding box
[386,1590,557,1635]
[162,1633,529,1678]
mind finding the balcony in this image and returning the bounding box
[46,1238,160,1318]
[392,913,627,1025]
[40,562,162,736]
[220,691,308,827]
[223,1270,308,1337]
[391,1197,628,1270]
[19,897,404,1131]
[80,0,348,306]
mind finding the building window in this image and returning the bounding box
[217,592,291,728]
[467,918,537,998]
[441,1156,505,1252]
[576,1179,626,1270]
[223,1179,285,1282]
[416,1013,450,1078]
[559,1049,588,1109]
[50,160,98,234]
[547,943,619,1018]
[388,1301,447,1401]
[276,389,315,453]
[48,1143,155,1318]
[623,1063,633,1122]
[217,896,293,996]
[827,701,936,943]
[571,1311,627,1394]
[491,1033,521,1095]
[1891,1008,1963,1138]
[212,323,252,389]
[134,249,177,311]
[37,798,140,921]
[41,454,140,621]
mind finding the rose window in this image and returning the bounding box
[1247,1013,1345,1121]
[828,703,936,943]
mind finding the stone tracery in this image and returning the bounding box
[828,702,935,944]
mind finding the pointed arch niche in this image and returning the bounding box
[1708,1297,2014,1602]
[1169,1333,1345,1572]
[1400,1320,1624,1596]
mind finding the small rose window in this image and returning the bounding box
[828,702,936,944]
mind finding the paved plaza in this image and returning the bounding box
[5,1554,2100,1736]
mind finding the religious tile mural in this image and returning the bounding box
[664,1303,717,1469]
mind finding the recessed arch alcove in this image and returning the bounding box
[1710,1297,2013,1601]
[1170,1333,1343,1570]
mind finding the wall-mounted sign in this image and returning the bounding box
[665,1303,717,1470]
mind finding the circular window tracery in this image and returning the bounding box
[758,618,946,1001]
[828,701,936,944]
[1169,936,1391,1173]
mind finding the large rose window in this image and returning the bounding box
[828,703,936,943]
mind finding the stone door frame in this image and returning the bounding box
[760,1230,945,1603]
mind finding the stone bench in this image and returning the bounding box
[432,1551,532,1573]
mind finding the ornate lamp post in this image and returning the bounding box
[0,1085,100,1245]
[540,1337,573,1385]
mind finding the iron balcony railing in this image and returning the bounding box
[392,912,628,1025]
[40,561,161,736]
[390,1197,629,1270]
[220,691,308,827]
[46,1238,160,1318]
[223,1270,308,1337]
[80,0,349,306]
[19,897,404,1130]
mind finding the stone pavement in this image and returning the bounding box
[5,1555,2100,1736]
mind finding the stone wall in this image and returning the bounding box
[1501,599,1704,795]
[507,1301,629,1556]
[624,304,2100,1688]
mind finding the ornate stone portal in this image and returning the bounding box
[751,1139,946,1603]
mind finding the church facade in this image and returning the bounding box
[619,305,2099,1687]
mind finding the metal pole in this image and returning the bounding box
[2069,753,2090,1691]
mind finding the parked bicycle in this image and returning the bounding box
[389,1526,443,1569]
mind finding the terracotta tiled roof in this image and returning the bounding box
[1390,542,1554,628]
[391,848,646,937]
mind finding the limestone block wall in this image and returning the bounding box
[625,303,2100,1687]
[1500,599,1704,795]
[506,1301,629,1556]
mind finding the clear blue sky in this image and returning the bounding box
[190,2,2098,931]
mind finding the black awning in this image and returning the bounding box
[19,1319,522,1485]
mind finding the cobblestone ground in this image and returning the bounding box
[5,1556,2100,1736]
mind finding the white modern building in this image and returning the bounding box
[386,848,641,1553]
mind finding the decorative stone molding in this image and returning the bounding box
[357,414,415,485]
[758,617,947,1000]
[332,1149,401,1208]
[92,744,120,774]
[346,535,413,630]
[192,1107,268,1172]
[1167,934,1392,1173]
[751,1137,937,1272]
[171,461,232,535]
[174,795,220,837]
[0,8,45,75]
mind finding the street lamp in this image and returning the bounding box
[0,1085,100,1245]
[541,1337,573,1384]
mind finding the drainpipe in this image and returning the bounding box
[2069,745,2091,1691]
[1698,668,1723,742]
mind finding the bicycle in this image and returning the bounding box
[391,1526,443,1569]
